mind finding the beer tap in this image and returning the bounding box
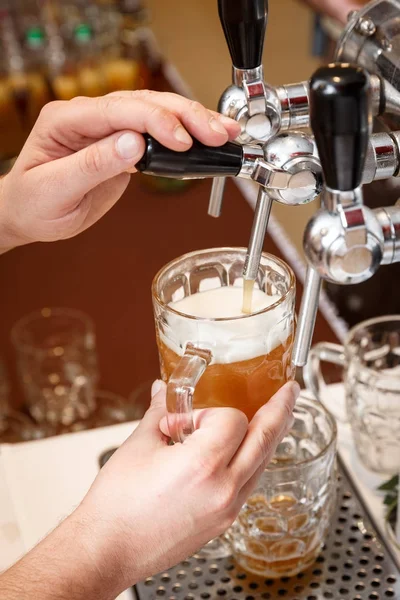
[293,63,381,367]
[210,0,311,288]
[137,62,400,369]
[209,0,274,219]
[137,133,322,203]
[136,0,400,373]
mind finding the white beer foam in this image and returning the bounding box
[162,287,292,364]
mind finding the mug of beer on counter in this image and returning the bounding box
[152,247,296,443]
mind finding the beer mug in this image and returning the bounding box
[152,248,296,443]
[303,315,400,474]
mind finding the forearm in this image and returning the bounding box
[0,509,124,600]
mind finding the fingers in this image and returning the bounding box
[230,381,300,486]
[106,90,241,142]
[28,93,240,171]
[160,405,248,465]
[182,407,249,467]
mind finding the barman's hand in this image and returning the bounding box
[0,90,240,253]
[0,380,300,600]
[301,0,365,23]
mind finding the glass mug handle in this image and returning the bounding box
[302,342,347,423]
[166,343,212,443]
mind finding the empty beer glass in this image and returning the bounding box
[0,357,38,443]
[227,396,337,578]
[304,315,400,474]
[12,307,99,432]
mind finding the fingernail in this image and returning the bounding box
[288,381,301,402]
[116,132,141,160]
[218,115,238,127]
[174,125,192,145]
[151,379,164,398]
[209,117,228,135]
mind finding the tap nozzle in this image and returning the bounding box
[243,188,273,282]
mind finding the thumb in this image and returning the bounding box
[135,379,168,446]
[74,130,145,191]
[36,130,145,206]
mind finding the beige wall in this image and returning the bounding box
[147,0,324,258]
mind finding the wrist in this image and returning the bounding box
[0,174,28,255]
[72,500,141,596]
[58,508,129,600]
[0,509,125,600]
[0,175,17,254]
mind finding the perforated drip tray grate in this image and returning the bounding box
[134,459,400,600]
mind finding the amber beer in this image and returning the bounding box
[158,335,294,421]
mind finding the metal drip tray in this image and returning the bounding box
[135,459,400,600]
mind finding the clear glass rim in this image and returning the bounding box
[11,307,95,353]
[266,395,338,472]
[345,314,400,385]
[152,247,296,322]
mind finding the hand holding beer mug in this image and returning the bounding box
[152,248,296,444]
[152,247,296,559]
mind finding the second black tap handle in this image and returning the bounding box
[310,63,370,191]
[137,135,243,179]
[218,0,268,70]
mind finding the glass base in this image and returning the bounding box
[198,536,232,559]
[32,391,133,438]
[233,545,321,578]
[0,411,46,443]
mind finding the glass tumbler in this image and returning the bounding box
[303,315,400,474]
[0,358,38,443]
[226,396,337,578]
[11,307,98,431]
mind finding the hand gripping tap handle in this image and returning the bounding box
[136,134,243,179]
[218,0,268,70]
[293,63,370,368]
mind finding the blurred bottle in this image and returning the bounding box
[97,0,142,93]
[42,0,80,100]
[74,22,107,97]
[16,0,52,124]
[117,0,154,90]
[0,6,30,167]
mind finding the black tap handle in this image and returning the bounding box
[136,135,243,179]
[310,63,371,191]
[218,0,268,70]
